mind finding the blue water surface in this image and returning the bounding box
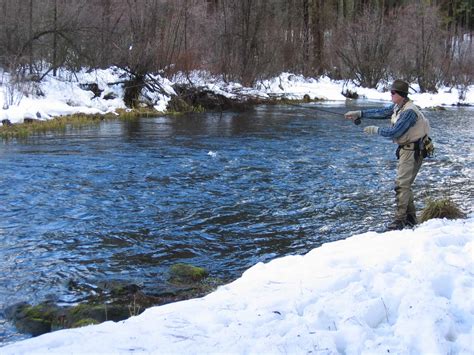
[0,103,472,343]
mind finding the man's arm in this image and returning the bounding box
[361,104,395,119]
[378,110,418,138]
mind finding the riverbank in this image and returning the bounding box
[2,215,473,354]
[2,69,473,130]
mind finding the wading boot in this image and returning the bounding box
[406,214,418,228]
[385,219,406,231]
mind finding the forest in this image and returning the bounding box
[0,0,472,103]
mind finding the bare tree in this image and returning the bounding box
[333,5,395,88]
[449,34,473,100]
[311,0,326,75]
[393,4,445,93]
[0,0,471,93]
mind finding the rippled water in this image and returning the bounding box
[0,103,473,343]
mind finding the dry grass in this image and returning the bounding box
[420,198,466,223]
[0,108,161,139]
[0,114,105,139]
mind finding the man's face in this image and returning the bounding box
[390,91,404,105]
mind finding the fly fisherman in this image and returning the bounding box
[344,80,432,231]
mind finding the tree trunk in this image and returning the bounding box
[28,0,33,74]
[52,0,58,76]
[303,0,309,75]
[311,0,324,75]
[124,74,145,108]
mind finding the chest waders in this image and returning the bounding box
[394,142,424,227]
[388,101,430,230]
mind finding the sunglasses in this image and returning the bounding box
[390,91,397,96]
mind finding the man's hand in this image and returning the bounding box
[344,110,362,125]
[364,126,379,135]
[344,110,361,120]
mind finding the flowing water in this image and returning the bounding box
[0,103,473,344]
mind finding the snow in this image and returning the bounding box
[1,68,474,125]
[1,217,473,354]
[1,69,473,353]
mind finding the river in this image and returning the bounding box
[0,103,472,344]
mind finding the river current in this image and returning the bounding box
[0,103,472,343]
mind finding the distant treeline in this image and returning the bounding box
[0,0,472,95]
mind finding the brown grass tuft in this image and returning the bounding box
[420,198,466,223]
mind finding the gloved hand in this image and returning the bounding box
[364,126,379,135]
[344,110,361,120]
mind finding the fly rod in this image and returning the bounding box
[286,101,361,125]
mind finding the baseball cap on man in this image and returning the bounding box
[390,80,409,97]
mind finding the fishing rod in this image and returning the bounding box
[286,101,361,125]
[233,91,361,125]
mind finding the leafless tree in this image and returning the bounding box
[0,0,471,93]
[392,4,445,93]
[333,5,395,88]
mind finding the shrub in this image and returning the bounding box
[420,198,466,222]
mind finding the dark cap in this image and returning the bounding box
[390,80,409,94]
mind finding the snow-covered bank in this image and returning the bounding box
[1,68,473,353]
[2,69,474,125]
[2,216,473,354]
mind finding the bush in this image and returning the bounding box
[420,198,466,222]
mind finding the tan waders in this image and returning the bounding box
[388,144,423,230]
